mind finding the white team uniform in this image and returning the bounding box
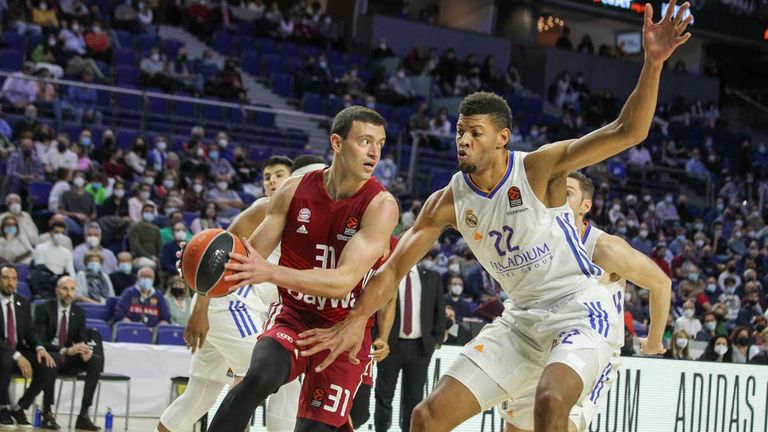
[497,223,626,431]
[161,246,300,432]
[444,151,623,430]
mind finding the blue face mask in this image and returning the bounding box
[209,151,220,161]
[138,278,153,291]
[81,137,92,146]
[87,261,101,273]
[91,182,102,190]
[142,212,155,223]
[617,227,627,235]
[706,283,717,293]
[688,273,699,282]
[119,263,132,274]
[3,226,17,237]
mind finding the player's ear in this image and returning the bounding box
[582,198,592,214]
[329,133,343,153]
[498,128,510,150]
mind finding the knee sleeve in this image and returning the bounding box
[160,376,225,432]
[266,379,300,432]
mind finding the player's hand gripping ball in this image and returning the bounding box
[180,228,249,297]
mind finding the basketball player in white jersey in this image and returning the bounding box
[157,155,323,432]
[499,171,671,432]
[295,4,690,430]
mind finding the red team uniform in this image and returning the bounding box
[260,170,386,428]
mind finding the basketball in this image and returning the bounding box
[180,228,248,298]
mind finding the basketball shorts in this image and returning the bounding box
[445,280,623,431]
[261,304,373,428]
[189,305,262,382]
[361,356,374,386]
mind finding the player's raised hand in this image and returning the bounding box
[638,337,666,356]
[642,0,693,65]
[297,314,368,372]
[224,237,269,292]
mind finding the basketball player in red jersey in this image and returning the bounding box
[206,106,399,432]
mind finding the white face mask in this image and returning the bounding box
[218,138,228,148]
[714,345,728,356]
[450,284,463,296]
[73,177,85,188]
[139,191,151,201]
[193,184,203,193]
[114,189,125,198]
[684,309,695,318]
[8,203,21,214]
[86,236,100,248]
[151,53,160,62]
[217,182,228,191]
[156,141,167,151]
[174,231,187,241]
[52,232,65,245]
[448,263,461,274]
[675,338,689,349]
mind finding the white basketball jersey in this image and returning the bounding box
[582,223,626,319]
[450,151,603,308]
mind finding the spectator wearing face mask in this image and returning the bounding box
[728,229,748,256]
[160,222,189,275]
[655,193,679,225]
[110,252,135,296]
[630,223,653,256]
[730,326,760,363]
[102,181,129,220]
[164,275,192,326]
[719,264,742,292]
[127,203,161,270]
[664,330,692,360]
[698,336,732,363]
[159,211,191,245]
[147,136,169,172]
[0,194,38,246]
[696,312,726,342]
[400,200,422,231]
[0,216,34,265]
[205,174,243,224]
[183,175,208,213]
[443,275,474,322]
[206,143,235,179]
[720,277,741,322]
[84,21,112,63]
[33,221,75,283]
[45,138,78,173]
[57,170,96,239]
[191,202,221,234]
[675,300,702,338]
[83,174,108,206]
[72,223,117,273]
[37,215,73,251]
[74,251,115,304]
[373,153,398,189]
[736,288,763,329]
[128,183,156,224]
[696,277,721,314]
[114,267,169,327]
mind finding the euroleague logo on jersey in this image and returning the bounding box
[338,216,359,241]
[310,387,325,408]
[507,186,523,208]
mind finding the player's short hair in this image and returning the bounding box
[330,106,387,139]
[568,171,595,200]
[263,155,293,172]
[458,92,513,131]
[292,155,327,173]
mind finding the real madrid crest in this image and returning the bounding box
[464,209,478,228]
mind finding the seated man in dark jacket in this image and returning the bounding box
[0,265,57,428]
[36,276,102,430]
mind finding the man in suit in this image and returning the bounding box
[36,276,103,431]
[374,261,445,432]
[0,264,57,428]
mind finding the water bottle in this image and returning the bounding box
[32,405,41,428]
[105,408,113,431]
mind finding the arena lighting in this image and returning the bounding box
[537,15,565,32]
[764,28,768,40]
[592,0,646,13]
[661,1,695,25]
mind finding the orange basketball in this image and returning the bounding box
[180,228,248,298]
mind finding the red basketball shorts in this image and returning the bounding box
[260,304,373,428]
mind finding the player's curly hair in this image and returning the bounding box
[331,106,387,139]
[458,91,513,131]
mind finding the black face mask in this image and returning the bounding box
[171,287,186,297]
[57,143,67,152]
[738,336,751,346]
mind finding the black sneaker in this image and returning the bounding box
[40,411,61,430]
[9,407,32,428]
[75,413,101,431]
[0,409,13,429]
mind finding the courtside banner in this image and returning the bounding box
[344,346,768,432]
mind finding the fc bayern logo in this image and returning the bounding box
[297,208,311,223]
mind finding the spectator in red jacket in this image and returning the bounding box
[84,22,112,63]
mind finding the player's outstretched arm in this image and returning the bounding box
[296,187,456,372]
[228,197,269,241]
[373,296,397,362]
[525,1,692,180]
[593,234,671,355]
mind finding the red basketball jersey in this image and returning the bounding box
[278,169,387,328]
